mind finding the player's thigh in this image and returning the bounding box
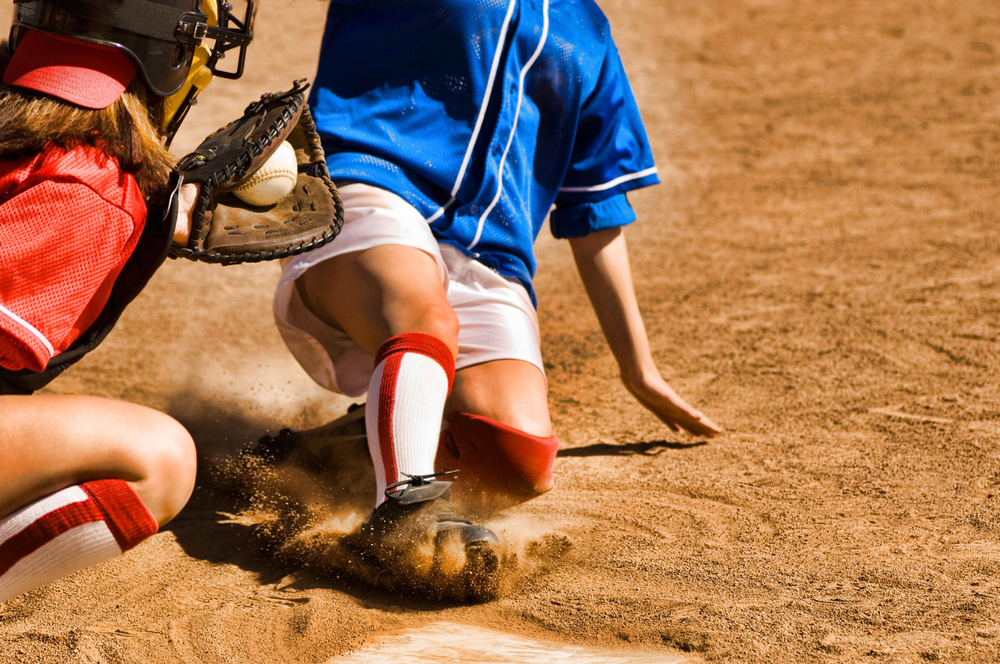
[0,394,195,524]
[447,359,551,437]
[296,244,458,357]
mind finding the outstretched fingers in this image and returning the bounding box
[626,376,722,438]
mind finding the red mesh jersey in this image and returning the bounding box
[0,143,147,372]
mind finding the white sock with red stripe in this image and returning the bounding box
[0,479,158,602]
[366,332,455,506]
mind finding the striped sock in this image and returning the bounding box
[0,480,158,603]
[366,333,455,505]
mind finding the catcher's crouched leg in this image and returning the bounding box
[436,412,560,515]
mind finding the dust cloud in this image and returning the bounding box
[214,412,571,603]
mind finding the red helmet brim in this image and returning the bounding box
[3,30,137,109]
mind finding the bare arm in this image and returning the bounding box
[569,226,721,437]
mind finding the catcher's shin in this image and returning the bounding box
[170,80,343,265]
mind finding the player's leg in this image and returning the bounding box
[273,185,501,587]
[428,246,560,514]
[295,243,458,502]
[0,394,196,602]
[439,360,560,514]
[447,359,551,436]
[296,244,458,359]
[275,184,462,502]
[293,244,500,585]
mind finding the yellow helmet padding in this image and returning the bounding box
[162,0,219,129]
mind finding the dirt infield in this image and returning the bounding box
[2,0,999,662]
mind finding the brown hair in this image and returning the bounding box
[0,40,175,202]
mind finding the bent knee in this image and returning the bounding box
[131,416,196,526]
[447,364,552,437]
[409,301,459,350]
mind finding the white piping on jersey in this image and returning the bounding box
[0,302,55,361]
[558,166,659,193]
[425,0,519,225]
[468,0,550,250]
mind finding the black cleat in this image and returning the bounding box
[246,427,302,463]
[347,473,501,599]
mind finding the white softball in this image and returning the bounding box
[233,140,298,206]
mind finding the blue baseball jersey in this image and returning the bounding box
[311,0,660,305]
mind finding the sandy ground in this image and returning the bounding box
[3,0,1000,662]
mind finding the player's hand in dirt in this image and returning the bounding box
[623,370,722,438]
[569,227,721,438]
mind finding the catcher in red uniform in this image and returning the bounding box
[0,0,341,604]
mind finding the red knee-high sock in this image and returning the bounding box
[0,480,158,603]
[366,333,455,505]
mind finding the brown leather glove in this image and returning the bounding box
[170,80,343,265]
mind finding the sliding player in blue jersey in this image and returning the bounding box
[271,0,721,586]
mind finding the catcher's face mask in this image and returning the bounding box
[8,0,254,141]
[162,0,257,143]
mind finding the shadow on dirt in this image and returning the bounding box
[557,440,708,457]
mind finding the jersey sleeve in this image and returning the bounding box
[550,24,659,240]
[549,193,636,240]
[0,179,143,372]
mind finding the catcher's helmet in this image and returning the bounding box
[9,0,253,98]
[7,0,253,141]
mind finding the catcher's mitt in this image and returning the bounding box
[170,80,343,265]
